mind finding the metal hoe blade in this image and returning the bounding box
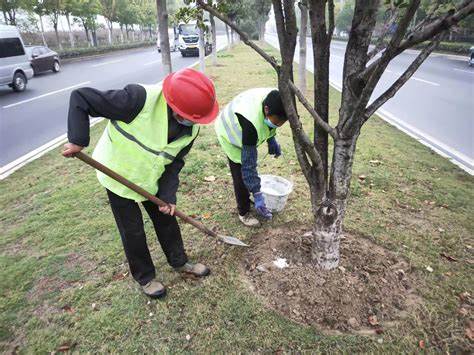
[219,235,249,247]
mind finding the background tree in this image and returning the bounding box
[72,0,100,46]
[196,0,473,270]
[156,0,172,73]
[335,0,354,33]
[1,0,24,25]
[30,1,48,46]
[63,0,79,47]
[43,0,64,49]
[99,0,117,44]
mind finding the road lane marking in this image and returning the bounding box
[410,76,440,86]
[91,59,123,67]
[0,117,103,179]
[144,59,161,66]
[453,68,474,74]
[2,81,92,109]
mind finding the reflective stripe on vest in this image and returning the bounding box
[92,83,199,201]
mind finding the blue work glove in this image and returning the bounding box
[253,192,273,220]
[267,138,281,158]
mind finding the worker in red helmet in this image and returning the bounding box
[62,68,219,299]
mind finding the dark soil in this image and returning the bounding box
[242,226,422,333]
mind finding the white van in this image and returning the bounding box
[0,24,34,92]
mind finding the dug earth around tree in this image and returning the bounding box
[241,225,422,334]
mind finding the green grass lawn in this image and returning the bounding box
[1,44,473,353]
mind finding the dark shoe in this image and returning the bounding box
[174,262,210,277]
[141,279,166,299]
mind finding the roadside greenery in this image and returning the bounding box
[57,40,155,59]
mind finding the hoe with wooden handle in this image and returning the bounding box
[75,152,248,247]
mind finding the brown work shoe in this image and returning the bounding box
[141,279,166,299]
[174,262,210,277]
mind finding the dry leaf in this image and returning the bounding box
[425,266,434,272]
[358,175,366,181]
[418,340,425,349]
[185,334,191,341]
[369,160,382,165]
[61,305,74,314]
[465,320,474,341]
[204,175,216,182]
[459,291,471,302]
[57,342,75,352]
[368,315,379,326]
[458,307,468,317]
[202,213,211,219]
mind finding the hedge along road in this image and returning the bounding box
[0,35,228,178]
[265,33,474,174]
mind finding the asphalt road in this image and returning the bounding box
[0,35,227,172]
[265,33,473,173]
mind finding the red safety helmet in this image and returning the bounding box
[163,68,219,124]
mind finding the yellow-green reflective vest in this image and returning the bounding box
[92,83,200,202]
[214,88,276,163]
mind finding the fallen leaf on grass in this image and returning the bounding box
[465,320,474,341]
[418,340,425,349]
[459,291,471,302]
[439,252,458,262]
[57,342,75,352]
[458,307,468,317]
[185,334,191,341]
[204,176,216,182]
[202,213,211,219]
[358,175,367,182]
[368,315,379,326]
[61,305,74,314]
[369,160,382,166]
[425,266,434,272]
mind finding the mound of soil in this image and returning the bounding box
[242,226,421,333]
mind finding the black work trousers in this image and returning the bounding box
[228,158,251,216]
[106,189,188,285]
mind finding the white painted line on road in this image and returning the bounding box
[410,76,440,86]
[0,117,103,180]
[91,59,123,67]
[453,68,474,74]
[2,82,92,109]
[144,59,162,66]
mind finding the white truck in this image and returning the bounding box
[176,20,212,57]
[0,24,34,92]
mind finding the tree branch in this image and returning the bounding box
[288,80,338,139]
[195,0,280,71]
[364,35,443,120]
[361,0,473,81]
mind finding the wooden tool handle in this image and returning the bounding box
[75,152,218,238]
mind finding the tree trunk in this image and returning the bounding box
[53,23,62,50]
[210,13,217,66]
[39,14,47,46]
[125,24,129,40]
[120,24,124,43]
[198,26,206,72]
[106,20,113,44]
[92,28,98,47]
[225,24,231,50]
[156,0,172,74]
[230,28,234,46]
[66,14,75,48]
[2,11,7,24]
[258,20,266,41]
[312,136,357,269]
[308,3,330,184]
[298,4,308,93]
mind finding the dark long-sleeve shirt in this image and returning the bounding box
[67,84,194,204]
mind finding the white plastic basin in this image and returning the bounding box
[260,174,293,212]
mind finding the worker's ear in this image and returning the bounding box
[264,105,270,116]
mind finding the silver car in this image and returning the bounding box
[0,24,34,92]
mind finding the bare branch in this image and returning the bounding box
[195,0,280,71]
[361,0,473,81]
[364,35,443,120]
[288,80,338,139]
[367,10,399,60]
